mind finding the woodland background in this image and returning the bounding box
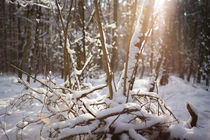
[0,0,209,86]
[0,0,210,140]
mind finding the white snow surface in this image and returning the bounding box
[0,74,210,140]
[134,75,210,140]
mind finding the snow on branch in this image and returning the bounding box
[72,84,107,99]
[5,71,178,139]
[7,0,53,9]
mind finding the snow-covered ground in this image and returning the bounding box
[0,74,210,140]
[134,76,210,140]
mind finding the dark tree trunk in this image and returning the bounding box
[1,0,8,72]
[149,57,163,92]
[19,6,31,79]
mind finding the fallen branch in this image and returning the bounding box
[74,84,107,99]
[4,61,53,91]
[186,103,198,127]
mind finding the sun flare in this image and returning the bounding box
[154,0,165,13]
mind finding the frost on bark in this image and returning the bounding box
[124,0,155,100]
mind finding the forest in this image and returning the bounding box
[0,0,209,140]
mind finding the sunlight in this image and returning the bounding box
[1,0,209,139]
[154,0,165,13]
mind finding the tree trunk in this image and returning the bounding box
[55,0,73,88]
[1,0,8,72]
[94,0,113,99]
[123,0,138,96]
[187,62,193,82]
[140,56,145,78]
[149,57,163,92]
[149,30,154,73]
[111,0,118,72]
[18,6,31,79]
[126,0,155,96]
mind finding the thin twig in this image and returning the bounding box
[82,102,96,118]
[4,61,53,91]
[1,122,9,140]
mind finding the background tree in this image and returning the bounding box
[0,0,209,87]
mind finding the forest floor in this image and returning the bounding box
[0,73,210,140]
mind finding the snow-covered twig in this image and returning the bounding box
[73,84,107,99]
[6,69,178,140]
[1,121,9,140]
